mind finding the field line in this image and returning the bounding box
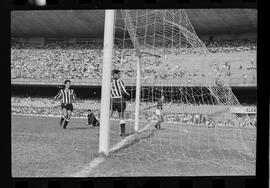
[70,157,105,177]
[109,122,154,153]
[70,122,153,177]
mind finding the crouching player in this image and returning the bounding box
[110,69,130,137]
[86,109,100,127]
[53,80,77,129]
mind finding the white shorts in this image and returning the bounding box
[155,109,162,116]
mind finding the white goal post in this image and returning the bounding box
[99,9,255,160]
[99,10,115,155]
[99,10,143,155]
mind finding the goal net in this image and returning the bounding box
[101,9,256,176]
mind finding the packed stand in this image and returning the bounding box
[11,38,256,83]
[204,39,257,53]
[11,39,103,80]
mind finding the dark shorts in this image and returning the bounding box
[111,98,126,113]
[61,103,73,112]
[88,117,99,126]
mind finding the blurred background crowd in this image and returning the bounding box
[11,39,256,82]
[11,97,256,128]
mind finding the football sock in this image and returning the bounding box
[120,120,125,135]
[59,117,64,126]
[63,119,69,129]
[155,121,161,129]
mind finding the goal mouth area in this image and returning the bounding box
[106,116,256,152]
[96,9,257,175]
[102,120,255,176]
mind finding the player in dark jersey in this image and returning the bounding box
[53,80,77,129]
[143,94,165,130]
[86,109,100,127]
[110,69,130,137]
[154,95,165,130]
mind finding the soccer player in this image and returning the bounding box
[86,109,100,127]
[154,95,165,130]
[53,80,77,129]
[110,69,130,137]
[143,94,165,130]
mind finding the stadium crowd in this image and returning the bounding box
[11,97,256,128]
[204,39,257,53]
[11,38,256,81]
[11,40,103,80]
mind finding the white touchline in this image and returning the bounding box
[70,122,154,177]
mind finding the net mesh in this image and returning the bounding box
[106,9,256,176]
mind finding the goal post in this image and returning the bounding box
[99,9,143,154]
[99,10,116,156]
[99,9,256,162]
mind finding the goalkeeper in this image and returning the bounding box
[154,95,165,130]
[143,95,165,130]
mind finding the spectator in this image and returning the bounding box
[11,96,257,128]
[11,38,256,85]
[227,64,231,76]
[243,73,248,83]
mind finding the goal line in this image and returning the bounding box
[109,122,155,154]
[70,122,154,177]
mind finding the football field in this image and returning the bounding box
[12,114,256,177]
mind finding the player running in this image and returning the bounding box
[53,80,77,129]
[110,69,130,137]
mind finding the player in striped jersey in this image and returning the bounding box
[53,80,77,129]
[111,69,130,137]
